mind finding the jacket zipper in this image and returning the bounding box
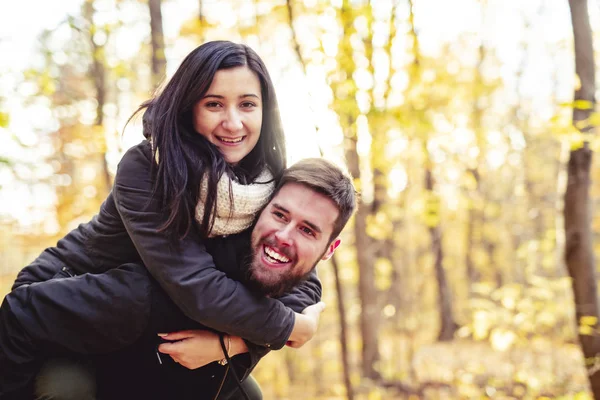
[213,364,230,400]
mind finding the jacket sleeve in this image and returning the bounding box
[276,268,322,313]
[2,264,153,358]
[11,257,61,290]
[11,250,76,290]
[112,142,295,349]
[241,268,322,372]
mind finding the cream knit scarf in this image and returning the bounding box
[195,168,275,237]
[153,143,274,237]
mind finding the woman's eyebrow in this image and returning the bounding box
[202,94,260,99]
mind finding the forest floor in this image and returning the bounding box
[257,337,592,399]
[402,339,589,399]
[290,337,592,400]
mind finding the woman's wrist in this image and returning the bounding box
[217,334,231,365]
[229,336,248,356]
[288,312,314,342]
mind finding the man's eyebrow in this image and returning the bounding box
[303,220,322,234]
[272,203,289,213]
[202,94,260,99]
[272,203,322,234]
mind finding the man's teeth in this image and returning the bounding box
[218,136,244,143]
[264,246,290,263]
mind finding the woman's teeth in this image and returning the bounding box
[218,136,244,144]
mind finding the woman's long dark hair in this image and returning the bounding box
[131,41,286,239]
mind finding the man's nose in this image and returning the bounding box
[222,109,243,132]
[274,225,294,246]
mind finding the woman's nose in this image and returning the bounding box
[222,110,243,132]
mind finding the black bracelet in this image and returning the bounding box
[218,334,231,366]
[218,333,250,400]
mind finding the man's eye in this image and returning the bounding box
[301,227,315,237]
[273,211,285,219]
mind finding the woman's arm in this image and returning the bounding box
[158,302,324,371]
[11,257,64,290]
[277,269,322,313]
[159,270,324,371]
[113,142,311,349]
[157,331,248,370]
[275,269,323,346]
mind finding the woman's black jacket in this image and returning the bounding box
[10,140,322,351]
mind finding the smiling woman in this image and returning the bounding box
[192,66,263,165]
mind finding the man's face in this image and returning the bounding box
[248,182,341,297]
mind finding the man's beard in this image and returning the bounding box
[243,240,318,298]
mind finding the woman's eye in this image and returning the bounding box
[273,211,285,220]
[240,102,257,109]
[205,102,221,108]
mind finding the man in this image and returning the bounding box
[0,158,357,399]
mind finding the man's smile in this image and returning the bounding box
[262,244,291,267]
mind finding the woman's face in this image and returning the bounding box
[192,66,263,164]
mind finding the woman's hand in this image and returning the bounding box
[157,330,222,370]
[287,302,326,348]
[157,330,249,370]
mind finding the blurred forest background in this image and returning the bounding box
[3,0,600,398]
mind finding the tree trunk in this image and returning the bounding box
[286,1,380,380]
[83,0,111,193]
[198,0,204,24]
[466,41,486,285]
[465,168,481,283]
[331,254,355,400]
[351,156,380,379]
[565,147,600,395]
[148,0,166,90]
[310,332,325,396]
[335,0,380,380]
[425,167,458,341]
[285,0,305,75]
[284,351,296,384]
[285,0,321,145]
[566,0,600,397]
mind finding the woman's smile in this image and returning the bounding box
[216,135,246,145]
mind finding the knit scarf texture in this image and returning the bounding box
[152,142,274,237]
[196,168,275,237]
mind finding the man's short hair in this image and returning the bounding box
[276,158,358,241]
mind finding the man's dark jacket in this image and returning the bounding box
[0,140,321,399]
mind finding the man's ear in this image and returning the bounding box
[322,238,341,261]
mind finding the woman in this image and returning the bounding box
[1,41,322,399]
